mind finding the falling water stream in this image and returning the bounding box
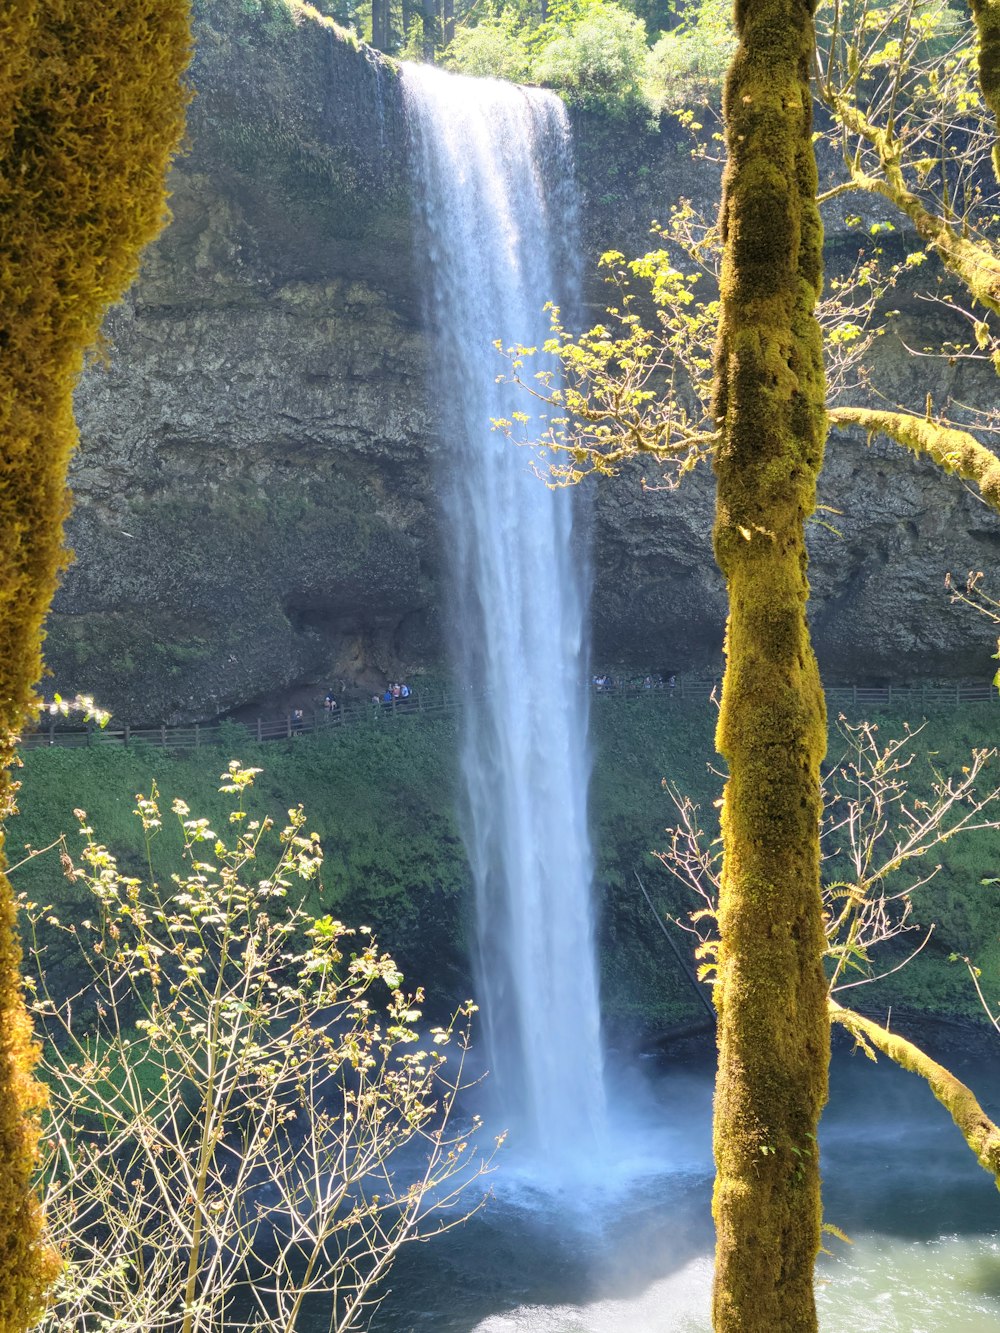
[402,65,606,1184]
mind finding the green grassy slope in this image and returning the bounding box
[11,698,1000,1031]
[10,718,470,1002]
[591,696,1000,1031]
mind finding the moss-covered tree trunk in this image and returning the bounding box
[0,5,189,1327]
[709,0,829,1326]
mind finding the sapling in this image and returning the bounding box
[19,763,492,1333]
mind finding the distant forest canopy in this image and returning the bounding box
[309,0,737,114]
[298,0,973,117]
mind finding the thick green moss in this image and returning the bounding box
[0,4,190,1322]
[831,1002,1000,1189]
[968,0,1000,179]
[710,0,830,1324]
[830,407,1000,512]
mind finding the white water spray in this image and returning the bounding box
[402,65,607,1183]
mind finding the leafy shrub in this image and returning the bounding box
[444,14,534,81]
[532,3,652,115]
[643,0,735,111]
[24,765,489,1333]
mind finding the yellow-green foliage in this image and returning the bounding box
[709,0,830,1326]
[0,3,190,1326]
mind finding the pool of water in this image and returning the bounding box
[360,1027,1000,1332]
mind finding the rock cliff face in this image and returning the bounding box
[52,0,1000,723]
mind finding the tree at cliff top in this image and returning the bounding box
[440,0,732,116]
[500,0,1000,1326]
[0,4,190,1326]
[355,0,732,118]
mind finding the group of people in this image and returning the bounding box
[372,682,412,706]
[294,672,677,731]
[591,672,677,692]
[289,682,411,729]
[641,673,677,690]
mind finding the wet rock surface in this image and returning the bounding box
[53,0,1000,722]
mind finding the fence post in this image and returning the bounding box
[887,683,892,706]
[161,723,167,747]
[852,684,857,707]
[257,717,263,742]
[124,724,130,748]
[679,675,685,699]
[195,723,200,749]
[957,681,962,705]
[286,715,292,738]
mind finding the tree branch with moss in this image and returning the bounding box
[830,1000,1000,1186]
[829,404,1000,510]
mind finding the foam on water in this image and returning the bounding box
[468,1235,1000,1332]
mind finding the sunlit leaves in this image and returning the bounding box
[498,191,904,486]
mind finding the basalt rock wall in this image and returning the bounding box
[52,0,1000,723]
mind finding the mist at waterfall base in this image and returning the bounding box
[362,1036,1000,1332]
[379,64,1000,1332]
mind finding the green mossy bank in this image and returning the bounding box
[11,696,1000,1034]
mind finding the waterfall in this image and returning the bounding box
[402,64,607,1183]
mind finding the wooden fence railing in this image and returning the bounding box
[18,677,999,752]
[636,679,1000,708]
